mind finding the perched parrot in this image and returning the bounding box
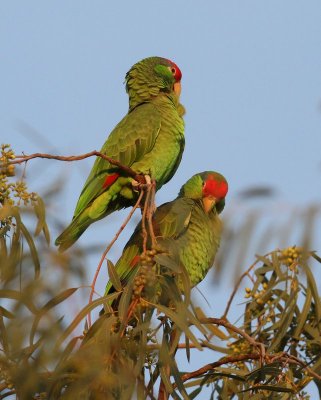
[104,171,228,299]
[55,56,184,251]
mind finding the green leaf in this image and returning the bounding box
[0,289,38,313]
[55,336,81,371]
[255,255,273,268]
[154,303,202,350]
[185,334,190,363]
[30,288,78,344]
[0,204,19,221]
[269,290,298,352]
[159,366,174,395]
[14,338,43,361]
[293,288,312,339]
[194,307,228,339]
[167,354,188,398]
[0,315,9,354]
[239,384,294,393]
[20,221,40,278]
[200,341,230,354]
[33,196,50,244]
[82,313,118,345]
[311,251,321,264]
[301,260,321,328]
[188,386,202,399]
[118,284,133,322]
[245,364,281,381]
[43,288,78,311]
[55,293,120,349]
[154,254,181,272]
[107,259,122,291]
[42,222,50,244]
[0,305,15,319]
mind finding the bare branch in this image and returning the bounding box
[87,189,145,327]
[272,353,321,382]
[147,179,157,248]
[180,353,260,383]
[223,251,275,319]
[9,151,144,182]
[199,317,266,362]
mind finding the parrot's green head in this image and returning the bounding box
[125,56,182,110]
[179,171,228,214]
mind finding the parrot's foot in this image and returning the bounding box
[132,174,153,191]
[144,174,152,185]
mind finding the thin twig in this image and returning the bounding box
[223,251,275,318]
[147,179,157,248]
[271,352,321,382]
[9,151,144,182]
[179,353,260,384]
[87,190,144,327]
[141,182,152,254]
[158,320,174,400]
[199,317,266,362]
[140,178,157,254]
[0,389,17,399]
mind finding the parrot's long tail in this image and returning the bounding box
[55,211,92,252]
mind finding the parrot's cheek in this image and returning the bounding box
[174,81,181,97]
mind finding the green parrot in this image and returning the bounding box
[55,56,185,251]
[104,171,228,299]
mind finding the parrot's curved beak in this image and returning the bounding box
[202,196,216,213]
[174,81,181,97]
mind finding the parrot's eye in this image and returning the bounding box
[167,66,177,76]
[166,64,182,81]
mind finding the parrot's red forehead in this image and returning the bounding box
[166,59,182,81]
[203,177,228,200]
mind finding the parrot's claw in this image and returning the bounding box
[131,179,140,191]
[144,175,152,185]
[131,174,153,192]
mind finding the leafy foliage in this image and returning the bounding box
[0,145,321,399]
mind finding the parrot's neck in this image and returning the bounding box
[128,90,181,112]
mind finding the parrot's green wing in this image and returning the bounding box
[104,197,195,295]
[73,103,161,218]
[153,197,195,239]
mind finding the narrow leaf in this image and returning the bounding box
[239,384,294,393]
[0,316,9,354]
[155,303,202,350]
[107,259,122,291]
[42,288,78,311]
[30,288,78,344]
[185,334,190,362]
[0,289,38,313]
[0,306,15,319]
[33,196,46,236]
[20,221,40,278]
[55,336,81,371]
[154,254,181,272]
[293,288,312,339]
[55,293,120,348]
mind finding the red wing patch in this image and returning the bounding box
[130,255,141,268]
[102,173,120,189]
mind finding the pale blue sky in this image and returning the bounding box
[2,1,321,396]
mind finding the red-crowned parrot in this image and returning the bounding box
[104,171,228,299]
[55,57,184,251]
